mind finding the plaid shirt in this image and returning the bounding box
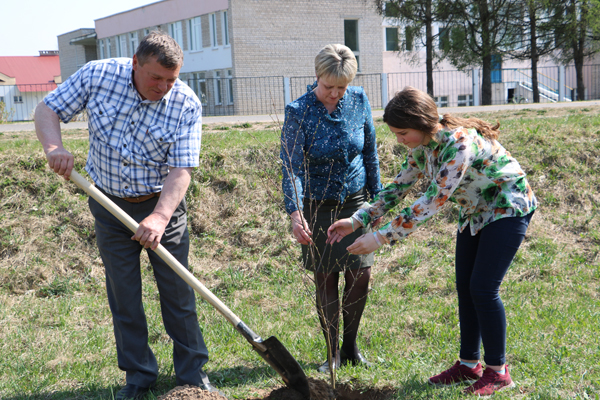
[44,58,202,198]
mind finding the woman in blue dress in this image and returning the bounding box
[280,44,382,373]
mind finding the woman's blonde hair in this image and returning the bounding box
[383,86,500,140]
[314,44,358,84]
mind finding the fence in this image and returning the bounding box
[0,83,58,123]
[3,64,600,122]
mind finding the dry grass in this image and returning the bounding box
[1,106,600,399]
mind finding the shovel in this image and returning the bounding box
[68,170,311,399]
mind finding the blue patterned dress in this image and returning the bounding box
[280,82,381,272]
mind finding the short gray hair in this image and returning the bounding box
[135,30,183,69]
[314,44,357,84]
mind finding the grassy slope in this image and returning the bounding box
[0,107,599,399]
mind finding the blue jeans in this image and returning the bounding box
[455,212,533,366]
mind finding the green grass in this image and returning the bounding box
[1,107,600,399]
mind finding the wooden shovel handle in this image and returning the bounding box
[69,170,243,327]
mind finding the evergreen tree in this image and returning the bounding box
[552,0,600,100]
[506,0,564,103]
[443,0,522,105]
[374,0,454,97]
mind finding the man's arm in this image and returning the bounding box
[35,102,75,179]
[133,167,193,250]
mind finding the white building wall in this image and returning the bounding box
[95,0,228,39]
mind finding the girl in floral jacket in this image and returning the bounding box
[328,86,537,397]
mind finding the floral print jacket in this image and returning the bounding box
[280,83,381,214]
[353,126,538,244]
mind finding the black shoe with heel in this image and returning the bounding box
[340,348,373,368]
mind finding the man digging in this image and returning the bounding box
[35,31,223,400]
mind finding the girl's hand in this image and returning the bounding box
[290,210,312,245]
[347,232,384,255]
[372,216,383,229]
[327,218,356,244]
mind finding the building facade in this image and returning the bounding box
[0,52,61,122]
[56,0,596,114]
[57,0,386,116]
[58,28,98,80]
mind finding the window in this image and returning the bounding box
[210,13,218,48]
[344,19,360,70]
[405,26,415,51]
[130,32,139,57]
[385,27,398,51]
[188,17,202,51]
[214,71,222,105]
[438,27,449,50]
[434,96,448,107]
[117,34,127,57]
[99,40,105,59]
[222,11,229,46]
[144,28,150,37]
[227,69,233,104]
[457,94,473,107]
[169,22,183,48]
[0,96,4,103]
[491,54,502,83]
[188,72,207,104]
[106,38,112,58]
[14,96,23,103]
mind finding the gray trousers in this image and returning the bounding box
[89,194,210,388]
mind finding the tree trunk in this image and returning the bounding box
[574,50,585,100]
[478,0,492,105]
[425,0,434,97]
[529,3,540,103]
[481,54,492,105]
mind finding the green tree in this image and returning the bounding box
[444,0,523,105]
[374,0,454,97]
[506,0,565,103]
[552,0,600,100]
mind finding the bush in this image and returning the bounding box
[0,101,15,124]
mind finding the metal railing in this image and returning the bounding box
[3,64,600,123]
[290,73,383,110]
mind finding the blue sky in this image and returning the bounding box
[1,0,157,56]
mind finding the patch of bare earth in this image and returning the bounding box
[158,379,395,400]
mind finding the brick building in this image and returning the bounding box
[58,0,387,116]
[58,29,97,80]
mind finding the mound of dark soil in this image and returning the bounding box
[157,379,395,400]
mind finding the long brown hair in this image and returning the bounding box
[383,87,500,140]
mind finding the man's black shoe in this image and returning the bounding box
[115,384,151,400]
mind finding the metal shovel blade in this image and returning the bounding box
[236,322,311,399]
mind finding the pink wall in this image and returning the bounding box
[95,0,228,38]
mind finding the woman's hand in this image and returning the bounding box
[327,217,357,244]
[347,232,384,255]
[290,211,313,245]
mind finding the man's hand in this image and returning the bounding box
[35,102,74,179]
[132,211,170,250]
[46,147,75,179]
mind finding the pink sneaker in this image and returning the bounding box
[464,366,515,397]
[428,361,483,386]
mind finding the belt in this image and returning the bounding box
[121,192,161,203]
